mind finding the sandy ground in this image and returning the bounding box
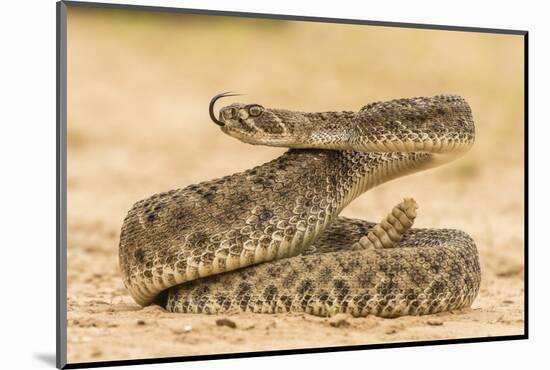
[65,7,525,364]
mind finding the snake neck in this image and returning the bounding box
[318,150,435,214]
[278,149,434,224]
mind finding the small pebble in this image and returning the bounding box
[265,321,277,330]
[427,320,444,326]
[330,319,350,328]
[328,314,351,328]
[141,304,167,314]
[171,325,193,334]
[216,318,237,329]
[137,320,146,326]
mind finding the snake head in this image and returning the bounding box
[209,93,313,147]
[219,104,303,146]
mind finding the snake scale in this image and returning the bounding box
[118,94,480,318]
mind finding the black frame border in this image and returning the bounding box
[56,1,529,369]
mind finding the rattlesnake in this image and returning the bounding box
[118,93,480,318]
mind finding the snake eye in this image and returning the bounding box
[247,104,264,117]
[222,108,237,120]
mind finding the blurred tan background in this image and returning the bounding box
[66,6,524,364]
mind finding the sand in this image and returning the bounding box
[65,7,525,364]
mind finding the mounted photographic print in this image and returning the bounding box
[56,1,528,368]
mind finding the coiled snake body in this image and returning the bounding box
[119,94,480,318]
